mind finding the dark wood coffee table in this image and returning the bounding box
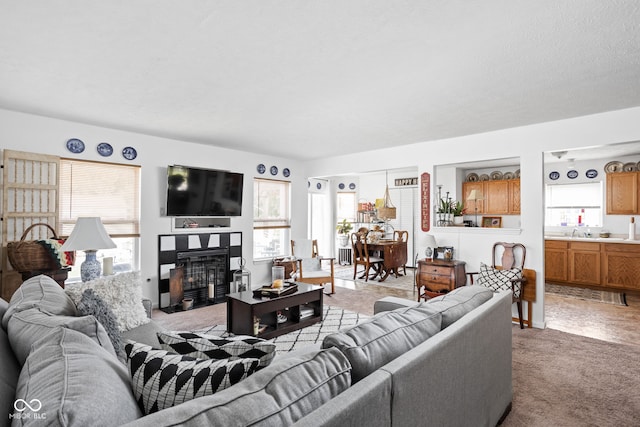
[226,282,323,339]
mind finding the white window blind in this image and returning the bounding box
[59,159,140,237]
[253,178,291,259]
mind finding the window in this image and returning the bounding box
[253,178,291,259]
[59,159,141,280]
[545,182,603,227]
[336,192,356,223]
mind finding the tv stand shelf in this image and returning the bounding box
[171,217,231,232]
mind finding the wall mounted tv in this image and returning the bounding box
[166,165,244,217]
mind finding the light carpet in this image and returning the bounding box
[194,306,369,355]
[545,283,627,306]
[334,265,416,291]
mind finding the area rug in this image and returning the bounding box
[334,265,415,291]
[545,283,627,306]
[194,305,369,355]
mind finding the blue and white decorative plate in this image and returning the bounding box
[349,183,356,190]
[549,171,560,180]
[270,166,278,176]
[338,183,345,190]
[316,182,322,190]
[66,138,85,154]
[283,168,290,177]
[567,170,579,179]
[122,146,137,160]
[257,164,266,174]
[97,142,113,157]
[585,169,598,179]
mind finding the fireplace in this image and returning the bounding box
[158,232,243,311]
[167,248,229,311]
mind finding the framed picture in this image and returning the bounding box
[482,216,502,228]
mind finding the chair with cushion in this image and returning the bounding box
[291,239,335,295]
[351,232,383,282]
[467,242,528,329]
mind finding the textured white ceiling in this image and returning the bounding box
[1,1,640,160]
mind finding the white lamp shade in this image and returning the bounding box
[467,189,484,201]
[60,217,117,251]
[424,234,437,250]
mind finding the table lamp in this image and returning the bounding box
[466,189,484,227]
[424,234,438,260]
[60,217,116,282]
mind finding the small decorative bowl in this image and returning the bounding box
[599,232,610,238]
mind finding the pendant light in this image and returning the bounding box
[378,171,396,220]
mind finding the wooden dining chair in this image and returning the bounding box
[351,232,383,282]
[467,242,528,328]
[393,230,409,276]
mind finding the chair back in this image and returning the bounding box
[394,230,408,242]
[493,242,526,270]
[291,239,319,258]
[351,232,370,262]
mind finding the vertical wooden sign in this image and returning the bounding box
[421,172,430,231]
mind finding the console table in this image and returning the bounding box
[226,282,323,339]
[416,259,466,300]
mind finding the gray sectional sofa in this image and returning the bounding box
[1,274,512,426]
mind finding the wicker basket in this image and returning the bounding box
[7,223,62,272]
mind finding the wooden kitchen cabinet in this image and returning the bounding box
[509,180,521,214]
[602,243,640,290]
[485,181,510,214]
[544,240,568,282]
[606,172,638,214]
[462,179,520,215]
[568,241,601,286]
[545,239,640,292]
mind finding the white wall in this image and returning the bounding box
[0,109,308,304]
[305,106,640,328]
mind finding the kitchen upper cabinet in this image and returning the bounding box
[485,181,510,214]
[509,180,521,214]
[462,179,520,215]
[606,172,639,214]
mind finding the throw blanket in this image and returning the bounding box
[37,238,75,268]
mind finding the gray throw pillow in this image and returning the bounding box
[13,328,142,426]
[322,305,442,382]
[157,331,276,368]
[8,307,116,365]
[77,288,124,359]
[124,340,261,414]
[2,275,77,329]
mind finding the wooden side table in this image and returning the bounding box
[416,259,466,300]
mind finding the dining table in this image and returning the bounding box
[366,239,408,282]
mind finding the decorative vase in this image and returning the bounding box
[338,234,349,247]
[453,216,464,225]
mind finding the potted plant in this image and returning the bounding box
[452,201,466,225]
[336,219,353,246]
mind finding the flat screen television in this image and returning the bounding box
[166,165,244,217]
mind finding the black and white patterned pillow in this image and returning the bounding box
[157,331,276,368]
[476,263,523,298]
[124,341,260,414]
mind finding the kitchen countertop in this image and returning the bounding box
[545,236,640,244]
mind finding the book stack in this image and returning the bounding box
[300,306,315,319]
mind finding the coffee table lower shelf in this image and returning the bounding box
[227,282,323,339]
